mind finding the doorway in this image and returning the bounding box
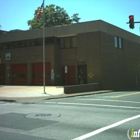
[77,65,87,84]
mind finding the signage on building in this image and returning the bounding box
[65,66,68,73]
[5,53,11,60]
[51,69,55,81]
[88,72,94,78]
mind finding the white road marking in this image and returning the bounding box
[72,114,140,140]
[77,98,140,104]
[45,102,140,109]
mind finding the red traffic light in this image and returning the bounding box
[129,15,134,29]
[129,15,134,20]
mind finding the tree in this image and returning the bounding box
[28,4,81,29]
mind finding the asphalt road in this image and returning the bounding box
[0,90,140,140]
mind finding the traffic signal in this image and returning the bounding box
[129,15,134,29]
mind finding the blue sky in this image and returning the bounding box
[0,0,140,36]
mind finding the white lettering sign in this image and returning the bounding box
[6,53,11,60]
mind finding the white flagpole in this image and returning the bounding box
[42,0,46,94]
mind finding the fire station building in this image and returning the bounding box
[0,20,140,89]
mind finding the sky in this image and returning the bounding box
[0,0,140,36]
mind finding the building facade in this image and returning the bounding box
[0,20,140,89]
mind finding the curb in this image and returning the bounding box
[0,90,112,103]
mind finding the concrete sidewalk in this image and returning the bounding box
[0,86,64,97]
[0,86,64,102]
[0,86,112,102]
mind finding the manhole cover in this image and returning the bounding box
[26,113,61,120]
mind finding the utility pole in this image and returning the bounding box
[37,0,46,94]
[42,0,46,94]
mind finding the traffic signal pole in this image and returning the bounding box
[126,21,140,24]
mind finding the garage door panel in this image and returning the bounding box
[12,64,27,85]
[62,65,76,85]
[32,62,51,85]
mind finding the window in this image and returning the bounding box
[64,37,70,48]
[3,43,8,49]
[25,40,30,47]
[35,39,42,46]
[114,36,118,48]
[0,54,1,63]
[60,36,77,49]
[0,43,3,50]
[45,37,54,45]
[60,38,64,48]
[15,41,20,48]
[119,38,123,49]
[29,40,35,47]
[114,36,123,49]
[55,37,60,45]
[20,41,26,47]
[71,36,77,48]
[10,42,13,49]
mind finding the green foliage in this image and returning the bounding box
[28,4,81,29]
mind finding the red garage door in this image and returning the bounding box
[62,65,76,85]
[12,63,27,85]
[0,64,5,85]
[32,62,51,85]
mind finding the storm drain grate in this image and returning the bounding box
[26,113,61,120]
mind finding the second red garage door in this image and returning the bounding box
[32,62,51,85]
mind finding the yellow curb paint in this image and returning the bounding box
[114,92,140,98]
